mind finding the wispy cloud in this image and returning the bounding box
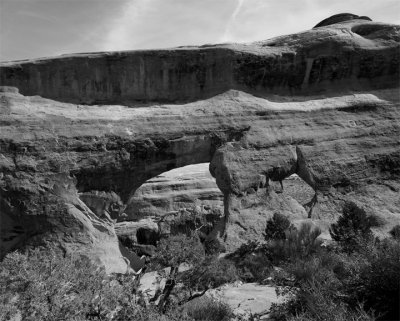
[2,0,400,61]
[17,10,59,23]
[103,0,153,51]
[101,0,231,51]
[221,0,245,42]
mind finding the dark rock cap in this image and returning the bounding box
[314,13,372,28]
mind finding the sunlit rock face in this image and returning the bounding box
[1,19,398,104]
[1,15,399,269]
[114,163,223,248]
[124,163,223,220]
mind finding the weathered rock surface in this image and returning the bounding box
[116,163,223,246]
[1,19,398,105]
[124,163,223,220]
[313,13,371,28]
[115,219,159,246]
[0,16,399,269]
[79,190,125,220]
[206,282,284,319]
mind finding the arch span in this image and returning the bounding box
[72,130,246,203]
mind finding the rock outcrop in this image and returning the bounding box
[1,16,399,269]
[1,18,398,104]
[80,190,125,220]
[313,13,372,28]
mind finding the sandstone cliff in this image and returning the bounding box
[0,16,399,270]
[1,19,398,104]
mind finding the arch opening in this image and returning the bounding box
[271,173,316,218]
[109,163,225,256]
[123,163,223,222]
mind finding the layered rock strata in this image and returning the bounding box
[124,163,223,221]
[1,19,398,104]
[0,16,399,268]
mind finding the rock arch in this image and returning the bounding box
[1,15,399,271]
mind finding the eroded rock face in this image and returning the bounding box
[1,19,398,104]
[124,163,223,220]
[209,90,400,248]
[0,16,399,270]
[80,190,125,220]
[0,173,131,273]
[115,219,159,245]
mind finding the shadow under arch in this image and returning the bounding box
[72,128,246,205]
[111,162,225,264]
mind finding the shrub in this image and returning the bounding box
[0,248,202,321]
[151,234,206,311]
[153,234,205,270]
[0,249,142,321]
[271,236,400,321]
[265,213,293,240]
[330,202,373,252]
[268,223,322,263]
[389,224,400,240]
[184,296,233,321]
[181,257,239,292]
[271,285,375,321]
[204,238,226,255]
[357,239,400,320]
[226,241,272,282]
[270,250,376,321]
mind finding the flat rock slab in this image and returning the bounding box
[207,282,284,317]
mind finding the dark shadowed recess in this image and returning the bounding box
[72,129,246,203]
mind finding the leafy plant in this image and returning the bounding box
[226,241,272,282]
[184,296,233,321]
[265,213,293,240]
[0,248,209,321]
[356,239,400,320]
[0,248,141,321]
[330,202,373,252]
[389,224,400,240]
[151,234,205,311]
[267,223,322,263]
[180,257,239,293]
[204,238,226,255]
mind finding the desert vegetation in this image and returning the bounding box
[0,244,234,321]
[260,203,399,321]
[1,201,399,320]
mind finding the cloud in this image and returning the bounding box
[221,0,245,42]
[17,10,59,23]
[2,0,399,61]
[101,0,231,51]
[103,0,153,51]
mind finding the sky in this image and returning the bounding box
[1,0,399,62]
